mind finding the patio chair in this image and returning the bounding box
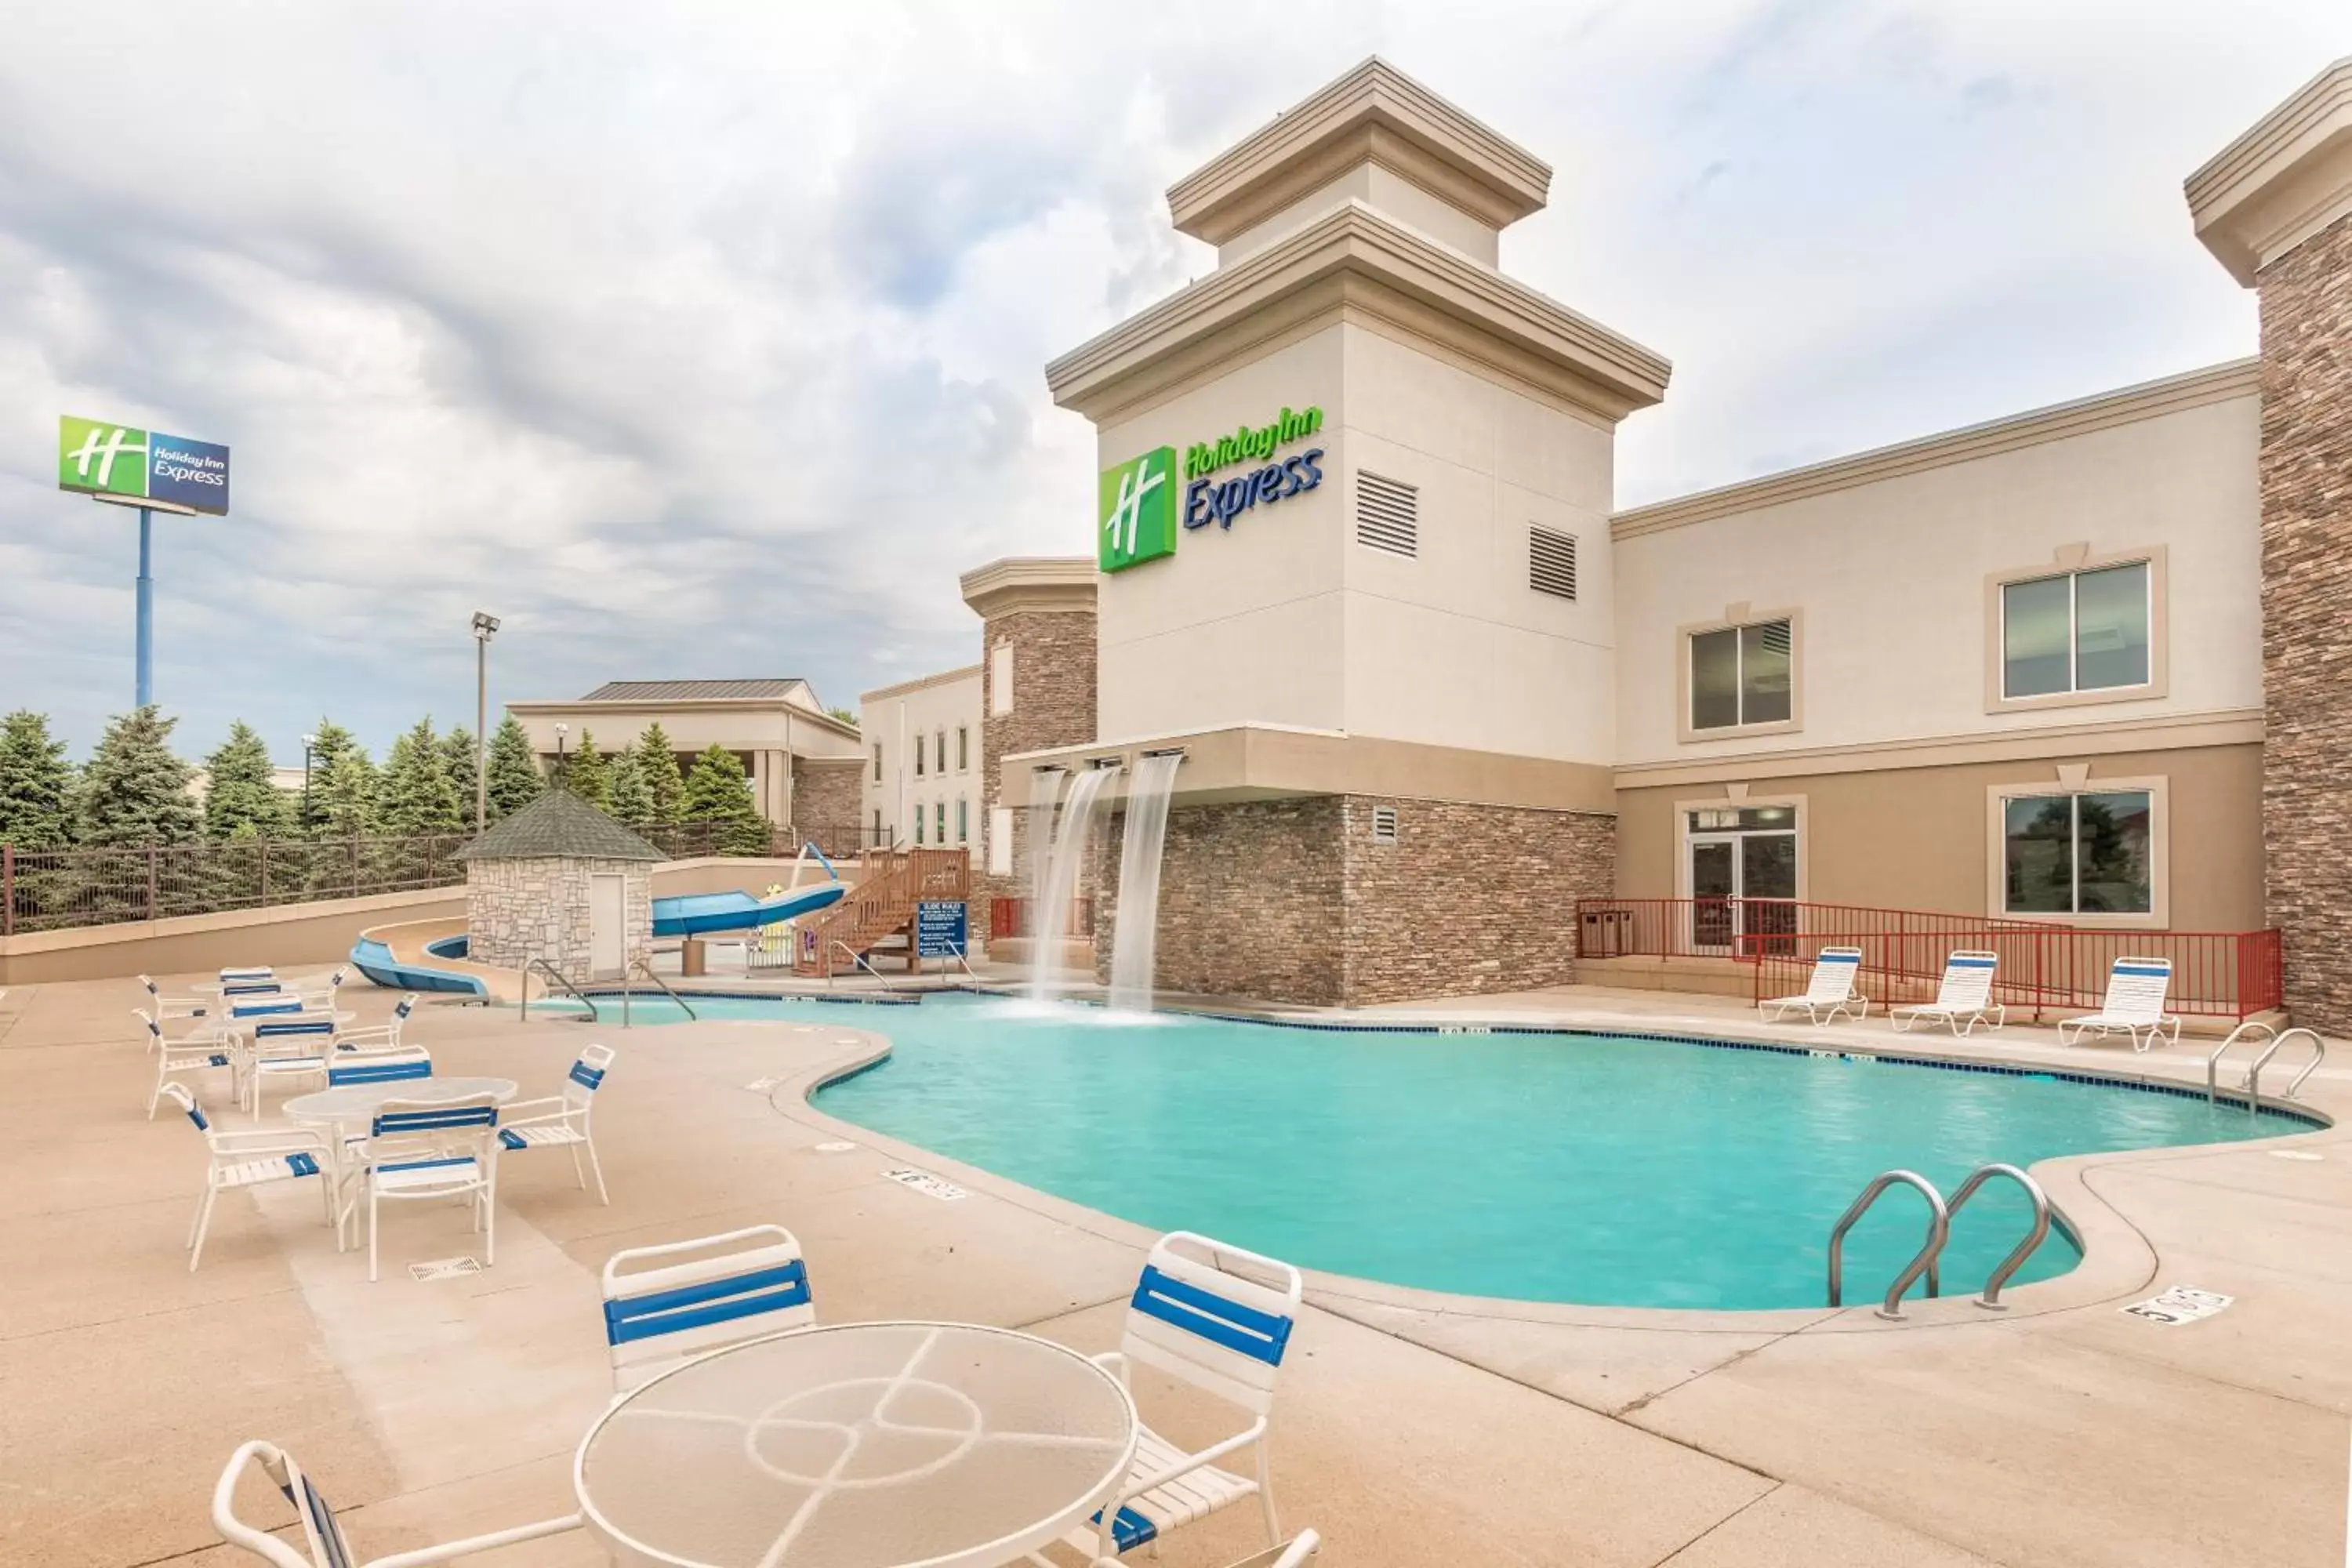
[234,1011,343,1116]
[1759,946,1869,1025]
[325,1050,433,1087]
[1890,951,2005,1036]
[1055,1231,1303,1564]
[499,1044,613,1205]
[138,974,212,1036]
[335,993,419,1054]
[334,1092,501,1282]
[212,1438,579,1567]
[601,1222,814,1393]
[2059,956,2182,1052]
[160,1084,336,1270]
[1193,1533,1322,1568]
[139,1013,239,1119]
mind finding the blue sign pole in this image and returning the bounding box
[134,506,154,709]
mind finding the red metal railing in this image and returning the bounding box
[1574,897,2282,1022]
[989,896,1096,942]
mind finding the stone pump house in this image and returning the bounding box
[459,790,662,982]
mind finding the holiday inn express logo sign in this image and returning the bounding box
[1097,404,1325,573]
[58,415,232,515]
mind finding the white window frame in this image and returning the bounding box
[1984,546,2168,714]
[1677,606,1804,743]
[1984,774,2168,928]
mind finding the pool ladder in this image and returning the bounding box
[2206,1022,2324,1109]
[1827,1164,2053,1320]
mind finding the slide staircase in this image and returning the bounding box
[793,848,969,978]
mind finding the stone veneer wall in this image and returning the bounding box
[976,607,1098,935]
[790,757,866,844]
[466,855,652,978]
[2256,211,2352,1033]
[1093,795,1615,1006]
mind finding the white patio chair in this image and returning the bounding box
[220,967,275,983]
[212,1438,579,1567]
[2059,956,2181,1052]
[325,1051,433,1088]
[1184,1532,1322,1568]
[288,967,348,1011]
[1051,1231,1303,1564]
[138,974,213,1039]
[233,1011,343,1117]
[160,1084,336,1270]
[601,1222,815,1394]
[334,1092,501,1282]
[138,1013,239,1119]
[499,1044,612,1205]
[1890,951,2005,1036]
[1759,946,1869,1025]
[335,993,418,1054]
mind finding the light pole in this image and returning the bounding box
[470,612,500,833]
[554,723,569,791]
[300,733,318,832]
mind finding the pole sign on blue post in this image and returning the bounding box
[58,416,231,514]
[916,900,968,959]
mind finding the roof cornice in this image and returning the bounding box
[1045,200,1669,424]
[2186,56,2352,285]
[1167,57,1551,245]
[1612,359,2258,540]
[958,557,1098,619]
[504,698,862,739]
[859,663,985,703]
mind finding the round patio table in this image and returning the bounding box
[575,1319,1139,1568]
[281,1076,518,1128]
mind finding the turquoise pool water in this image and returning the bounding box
[578,992,2307,1310]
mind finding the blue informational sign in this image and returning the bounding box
[916,900,968,959]
[147,432,232,514]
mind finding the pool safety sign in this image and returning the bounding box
[916,900,968,959]
[58,415,231,514]
[2121,1285,2233,1325]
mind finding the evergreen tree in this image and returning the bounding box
[76,706,201,847]
[608,750,657,824]
[203,721,295,841]
[566,728,612,811]
[377,718,466,837]
[631,724,686,825]
[314,746,379,840]
[681,743,767,852]
[439,725,479,826]
[0,710,76,848]
[301,718,362,835]
[485,715,543,822]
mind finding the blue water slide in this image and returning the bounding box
[652,880,845,938]
[350,935,490,997]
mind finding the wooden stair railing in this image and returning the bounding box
[794,849,971,977]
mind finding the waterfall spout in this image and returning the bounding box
[1106,753,1181,1014]
[1029,764,1116,1000]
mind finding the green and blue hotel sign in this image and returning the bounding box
[57,414,232,709]
[1098,403,1325,572]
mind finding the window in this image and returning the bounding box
[913,807,924,844]
[1530,525,1577,600]
[2002,562,2150,699]
[1356,472,1417,557]
[935,800,946,844]
[872,808,882,846]
[2001,789,2153,916]
[956,726,969,771]
[935,729,946,775]
[914,737,924,777]
[1689,618,1793,731]
[956,797,968,844]
[872,742,882,783]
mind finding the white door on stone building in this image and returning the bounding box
[589,873,626,978]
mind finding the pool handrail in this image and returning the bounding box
[522,959,598,1022]
[1944,1163,2050,1310]
[2246,1026,2324,1107]
[1828,1169,1948,1319]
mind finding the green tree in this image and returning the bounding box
[300,719,361,835]
[0,710,76,848]
[566,728,612,811]
[377,718,466,837]
[203,721,295,841]
[314,747,379,840]
[631,724,686,826]
[827,706,858,728]
[76,706,201,848]
[439,725,479,826]
[609,750,657,824]
[485,715,543,822]
[681,743,767,852]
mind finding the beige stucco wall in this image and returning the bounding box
[1612,380,2263,769]
[861,666,983,852]
[1613,742,2263,932]
[1221,165,1501,267]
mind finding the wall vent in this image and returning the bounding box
[1370,804,1399,845]
[1530,525,1578,600]
[1356,473,1418,557]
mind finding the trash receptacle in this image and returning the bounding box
[681,938,706,978]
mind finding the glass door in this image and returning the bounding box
[1686,806,1799,955]
[1690,837,1737,953]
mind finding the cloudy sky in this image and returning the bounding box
[0,1,2339,762]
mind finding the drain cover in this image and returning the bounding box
[409,1257,482,1282]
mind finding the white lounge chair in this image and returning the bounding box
[137,1013,238,1119]
[334,1093,502,1282]
[1891,951,2005,1036]
[212,1439,579,1567]
[1759,946,1869,1025]
[334,993,418,1054]
[1047,1231,1303,1565]
[499,1044,613,1204]
[2059,956,2181,1052]
[161,1084,336,1270]
[601,1222,814,1394]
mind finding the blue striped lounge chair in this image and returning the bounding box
[1055,1231,1303,1564]
[2059,956,2182,1052]
[334,993,419,1055]
[499,1044,613,1205]
[1759,946,1870,1025]
[161,1084,336,1270]
[140,1013,238,1120]
[1892,951,2006,1036]
[235,1011,343,1117]
[212,1439,579,1566]
[336,1094,501,1283]
[138,975,212,1039]
[601,1223,815,1394]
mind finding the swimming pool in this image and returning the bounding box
[581,992,2310,1310]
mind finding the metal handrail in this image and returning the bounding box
[1828,1170,1950,1319]
[2246,1026,2325,1105]
[521,959,597,1022]
[1944,1163,2050,1309]
[828,939,901,993]
[2206,1021,2275,1104]
[626,958,697,1022]
[941,941,981,984]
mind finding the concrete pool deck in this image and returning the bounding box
[2,975,2347,1566]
